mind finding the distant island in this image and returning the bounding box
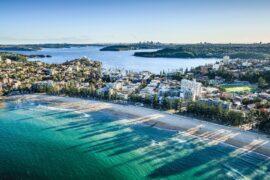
[100,42,167,51]
[134,43,270,59]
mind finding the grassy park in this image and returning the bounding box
[221,84,254,93]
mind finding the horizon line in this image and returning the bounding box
[1,41,270,45]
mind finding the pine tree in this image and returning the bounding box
[152,94,159,109]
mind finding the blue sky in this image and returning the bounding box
[1,0,270,44]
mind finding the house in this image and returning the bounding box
[212,63,220,71]
[199,98,232,110]
[44,69,56,76]
[32,80,54,90]
[116,93,128,100]
[159,88,181,97]
[5,59,11,64]
[106,82,122,91]
[12,80,21,89]
[97,87,109,96]
[222,56,230,64]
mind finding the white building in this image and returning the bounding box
[222,56,230,64]
[12,80,22,89]
[212,63,220,70]
[242,62,252,67]
[181,79,202,101]
[5,59,11,64]
[36,61,43,66]
[116,93,128,100]
[139,80,159,98]
[106,82,122,91]
[71,65,80,71]
[44,69,56,76]
[32,80,54,88]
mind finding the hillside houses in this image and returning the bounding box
[0,57,102,95]
[1,54,269,118]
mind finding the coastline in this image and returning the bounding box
[4,94,270,158]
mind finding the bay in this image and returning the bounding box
[1,46,219,73]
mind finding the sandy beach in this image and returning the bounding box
[5,94,270,157]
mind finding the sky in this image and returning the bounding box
[0,0,270,44]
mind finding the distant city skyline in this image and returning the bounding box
[1,0,270,44]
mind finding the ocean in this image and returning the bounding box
[0,99,269,179]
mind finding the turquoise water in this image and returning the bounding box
[0,100,270,179]
[0,46,219,73]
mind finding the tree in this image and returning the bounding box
[173,99,182,111]
[226,111,245,126]
[152,94,159,109]
[258,77,268,89]
[167,99,173,110]
[161,98,168,110]
[144,95,151,105]
[186,101,247,126]
[258,112,270,133]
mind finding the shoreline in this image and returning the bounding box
[4,94,270,158]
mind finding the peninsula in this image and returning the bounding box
[100,42,167,51]
[134,43,270,59]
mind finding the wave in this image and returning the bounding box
[170,137,187,143]
[35,105,91,118]
[36,105,72,112]
[150,139,162,146]
[223,164,247,179]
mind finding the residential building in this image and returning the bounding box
[181,79,202,101]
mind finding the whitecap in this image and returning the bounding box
[171,137,187,143]
[36,105,71,112]
[151,140,157,146]
[83,114,90,118]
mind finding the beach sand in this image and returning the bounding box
[5,94,270,157]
